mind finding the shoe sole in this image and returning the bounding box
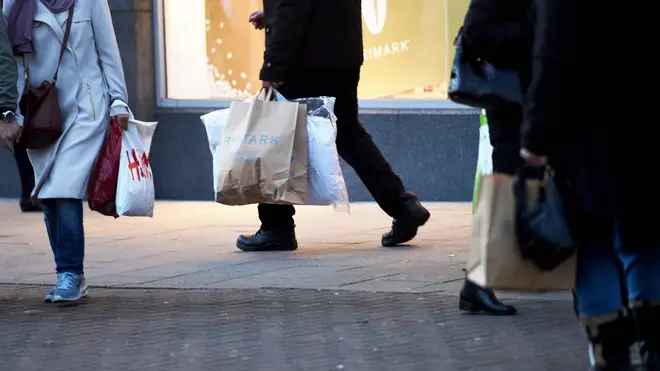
[49,288,88,303]
[381,210,431,247]
[236,240,299,252]
[458,298,517,316]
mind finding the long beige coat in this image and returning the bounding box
[2,0,129,199]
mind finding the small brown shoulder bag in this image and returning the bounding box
[19,7,74,150]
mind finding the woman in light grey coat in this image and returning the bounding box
[3,0,130,302]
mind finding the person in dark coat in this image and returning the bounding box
[458,0,535,316]
[0,11,19,150]
[237,0,430,252]
[521,0,659,369]
[0,2,38,212]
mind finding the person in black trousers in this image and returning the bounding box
[13,142,40,212]
[237,0,430,252]
[0,8,37,212]
[457,0,535,316]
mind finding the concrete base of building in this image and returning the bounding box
[0,110,480,201]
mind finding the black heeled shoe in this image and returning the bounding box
[459,280,517,315]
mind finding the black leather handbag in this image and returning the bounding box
[448,29,523,109]
[514,167,574,271]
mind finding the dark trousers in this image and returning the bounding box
[258,68,406,229]
[486,104,522,175]
[13,141,35,199]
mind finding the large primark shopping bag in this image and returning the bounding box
[215,89,308,205]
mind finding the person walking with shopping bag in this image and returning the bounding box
[522,0,659,369]
[4,0,130,303]
[237,0,430,252]
[454,0,536,316]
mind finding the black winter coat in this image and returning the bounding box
[260,0,364,82]
[461,0,534,175]
[524,0,656,250]
[462,0,534,89]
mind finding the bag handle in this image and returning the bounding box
[54,7,75,82]
[514,164,550,217]
[256,88,275,102]
[22,7,74,94]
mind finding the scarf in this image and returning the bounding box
[7,0,76,55]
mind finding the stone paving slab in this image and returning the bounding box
[0,200,592,370]
[0,198,574,303]
[0,285,587,371]
[0,200,571,302]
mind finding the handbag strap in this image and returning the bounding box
[22,7,74,93]
[54,7,75,82]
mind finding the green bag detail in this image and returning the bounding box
[472,110,493,212]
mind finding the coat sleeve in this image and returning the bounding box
[259,0,311,82]
[0,12,18,113]
[522,0,578,155]
[462,0,533,67]
[91,0,129,117]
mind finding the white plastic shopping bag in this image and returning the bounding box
[115,119,158,217]
[290,95,349,210]
[201,109,230,194]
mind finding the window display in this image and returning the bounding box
[160,0,469,101]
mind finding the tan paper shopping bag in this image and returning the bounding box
[262,104,310,205]
[216,90,307,205]
[466,173,576,291]
[283,105,309,203]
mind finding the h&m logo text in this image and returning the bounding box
[224,135,280,145]
[126,149,152,182]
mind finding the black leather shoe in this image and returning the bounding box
[236,229,298,252]
[459,280,517,315]
[582,310,636,371]
[19,197,42,213]
[632,302,660,371]
[381,193,430,247]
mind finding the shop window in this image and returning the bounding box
[161,0,469,101]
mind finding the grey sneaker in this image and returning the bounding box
[45,272,88,303]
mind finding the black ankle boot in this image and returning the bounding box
[459,279,517,315]
[581,309,636,371]
[632,301,660,370]
[236,228,298,252]
[381,192,430,247]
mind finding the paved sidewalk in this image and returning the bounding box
[0,200,585,370]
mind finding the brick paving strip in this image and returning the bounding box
[0,286,587,371]
[0,201,592,370]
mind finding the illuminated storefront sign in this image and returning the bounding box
[160,0,468,102]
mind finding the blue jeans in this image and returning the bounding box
[42,199,85,274]
[575,223,660,316]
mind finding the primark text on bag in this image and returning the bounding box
[214,89,307,205]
